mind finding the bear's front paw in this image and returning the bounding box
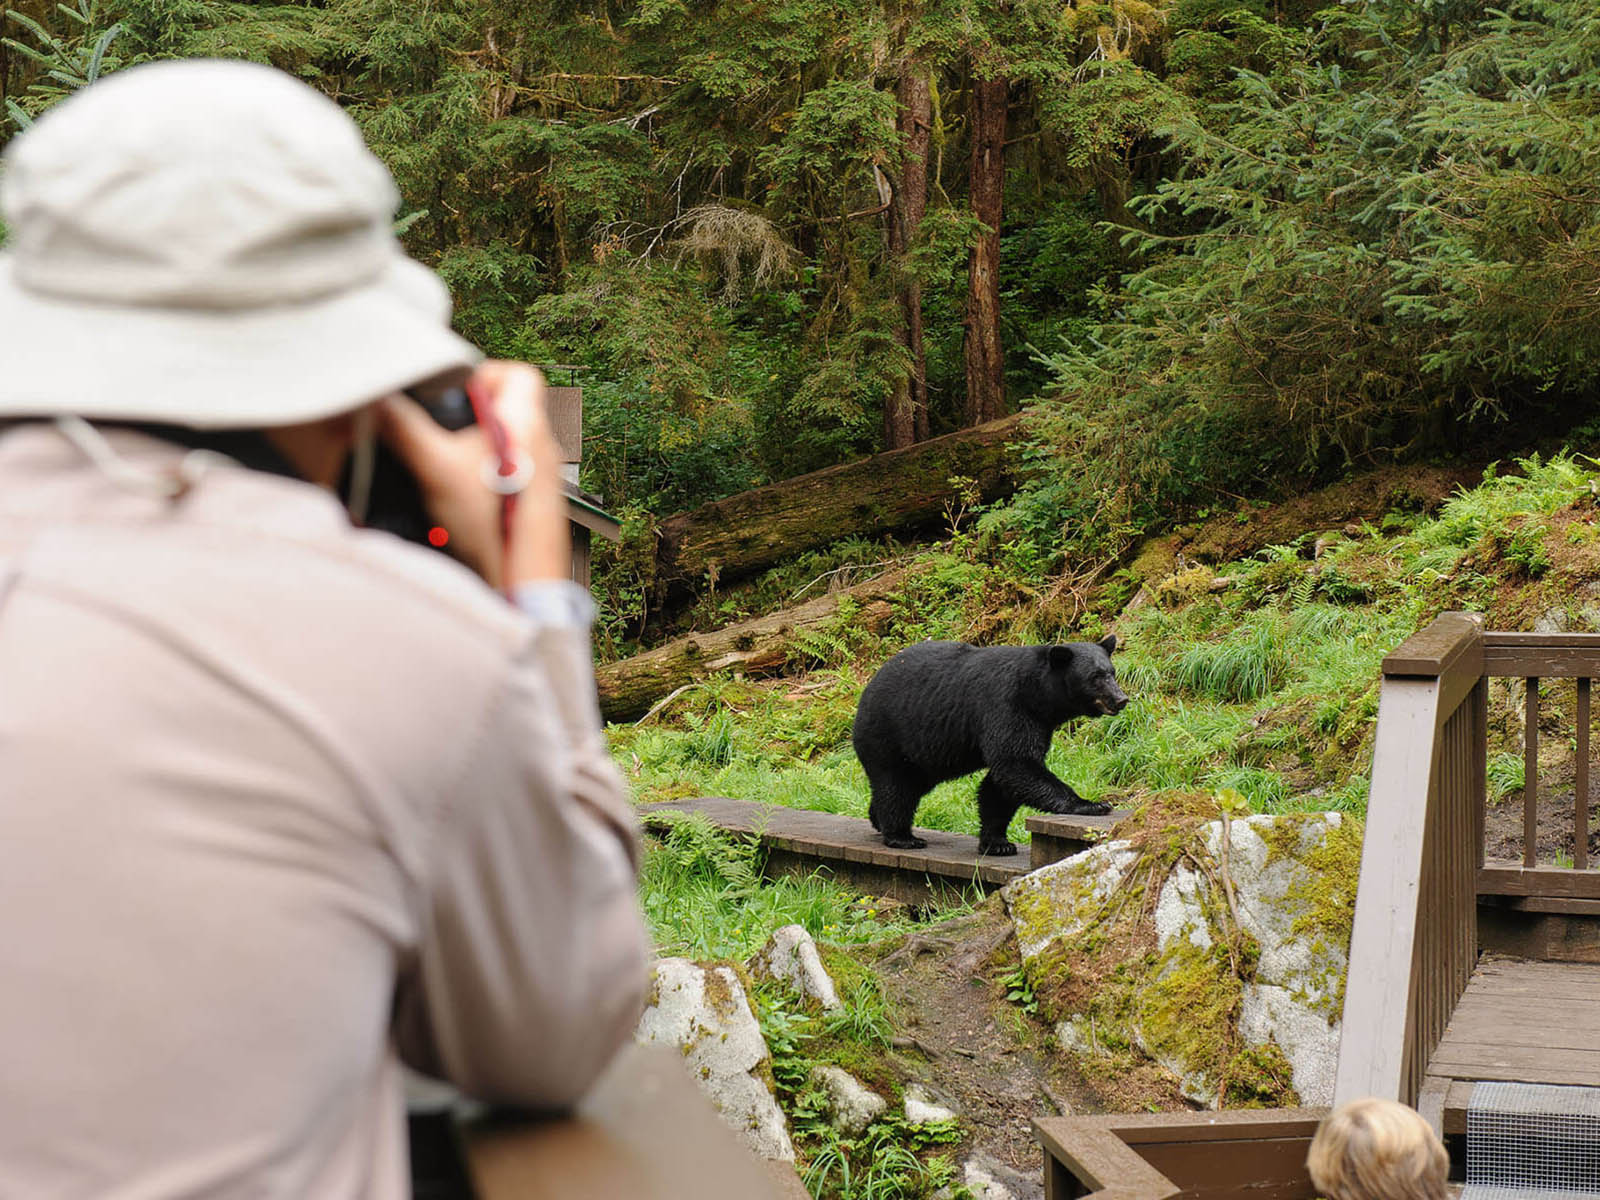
[883,833,928,850]
[978,838,1018,856]
[1070,799,1113,816]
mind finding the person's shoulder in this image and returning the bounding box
[197,466,532,650]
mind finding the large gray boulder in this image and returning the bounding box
[634,957,796,1161]
[1149,813,1347,1104]
[1003,809,1356,1109]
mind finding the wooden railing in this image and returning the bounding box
[1479,632,1600,874]
[1335,613,1600,1107]
[415,1045,804,1200]
[1033,1109,1327,1200]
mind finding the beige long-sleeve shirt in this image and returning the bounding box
[0,425,648,1198]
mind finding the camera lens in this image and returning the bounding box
[428,387,475,431]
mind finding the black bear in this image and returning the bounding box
[851,637,1128,856]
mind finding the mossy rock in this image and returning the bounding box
[1000,800,1359,1109]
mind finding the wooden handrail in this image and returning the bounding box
[457,1045,800,1200]
[1034,1110,1327,1199]
[1341,612,1600,1107]
[1337,612,1485,1106]
[1479,631,1600,873]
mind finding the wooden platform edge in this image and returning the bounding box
[1023,809,1136,839]
[639,798,1030,887]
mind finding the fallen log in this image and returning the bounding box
[597,570,907,722]
[651,412,1026,610]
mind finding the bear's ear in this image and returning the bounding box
[1047,644,1073,670]
[1099,633,1118,656]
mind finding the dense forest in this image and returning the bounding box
[6,1,1598,569]
[9,5,1600,1192]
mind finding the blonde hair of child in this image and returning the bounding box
[1306,1097,1449,1200]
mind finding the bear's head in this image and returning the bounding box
[1042,635,1129,722]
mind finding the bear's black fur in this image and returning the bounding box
[851,637,1128,856]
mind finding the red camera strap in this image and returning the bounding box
[465,379,520,596]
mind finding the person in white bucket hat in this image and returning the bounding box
[0,59,647,1199]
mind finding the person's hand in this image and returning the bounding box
[378,361,569,590]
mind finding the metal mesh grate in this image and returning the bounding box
[1461,1081,1600,1199]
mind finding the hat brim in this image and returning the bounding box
[0,254,482,429]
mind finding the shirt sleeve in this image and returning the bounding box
[509,579,596,632]
[391,619,647,1108]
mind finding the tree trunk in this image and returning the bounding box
[651,412,1025,610]
[885,65,932,449]
[964,74,1008,427]
[598,571,908,721]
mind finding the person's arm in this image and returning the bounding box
[382,360,648,1104]
[391,614,646,1105]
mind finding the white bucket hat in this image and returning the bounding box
[0,58,480,429]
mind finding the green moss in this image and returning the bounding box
[1281,815,1364,1019]
[1136,935,1242,1100]
[1225,1040,1299,1108]
[1153,565,1218,608]
[1129,535,1181,585]
[702,964,745,1021]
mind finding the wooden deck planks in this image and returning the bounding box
[1428,957,1600,1130]
[639,796,1031,888]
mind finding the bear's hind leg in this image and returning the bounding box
[976,774,1023,856]
[864,766,929,849]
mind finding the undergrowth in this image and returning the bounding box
[622,451,1600,1177]
[640,816,949,961]
[615,454,1600,843]
[756,979,966,1200]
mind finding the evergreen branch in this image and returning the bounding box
[1,38,57,68]
[4,9,58,44]
[4,96,33,129]
[392,209,429,236]
[85,22,120,84]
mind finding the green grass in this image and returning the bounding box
[616,597,1418,852]
[619,451,1600,916]
[639,816,939,961]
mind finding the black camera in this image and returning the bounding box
[354,375,477,549]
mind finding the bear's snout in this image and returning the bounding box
[1095,689,1129,715]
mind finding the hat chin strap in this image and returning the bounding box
[344,406,377,525]
[53,415,220,499]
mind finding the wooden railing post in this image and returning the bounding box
[1524,677,1540,868]
[1578,678,1591,870]
[1335,612,1483,1106]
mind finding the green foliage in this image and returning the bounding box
[753,969,963,1200]
[1000,963,1039,1016]
[3,0,123,129]
[640,816,928,960]
[1487,751,1526,803]
[1504,525,1552,579]
[1014,1,1600,564]
[1172,619,1287,702]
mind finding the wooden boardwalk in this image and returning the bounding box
[639,797,1129,904]
[1426,956,1600,1135]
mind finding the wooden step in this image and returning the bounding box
[640,797,1029,904]
[1025,810,1135,870]
[1423,958,1600,1137]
